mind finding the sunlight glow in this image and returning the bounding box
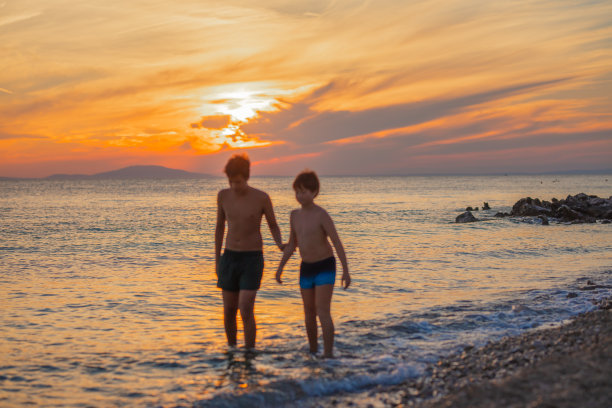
[206,125,275,149]
[214,90,275,123]
[199,82,289,123]
[193,82,295,150]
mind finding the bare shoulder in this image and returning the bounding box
[314,204,331,219]
[315,205,336,229]
[249,186,270,201]
[217,188,230,201]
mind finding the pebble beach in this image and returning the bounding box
[312,297,612,408]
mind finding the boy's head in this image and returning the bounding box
[224,153,250,192]
[224,153,250,180]
[293,170,319,198]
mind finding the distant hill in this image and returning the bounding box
[46,165,213,180]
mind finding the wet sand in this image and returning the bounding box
[314,297,611,408]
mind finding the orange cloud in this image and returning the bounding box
[191,115,232,130]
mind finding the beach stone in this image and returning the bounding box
[456,211,478,223]
[482,202,491,210]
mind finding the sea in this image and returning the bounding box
[1,174,611,407]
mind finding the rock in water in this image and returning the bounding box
[456,211,478,223]
[511,197,553,216]
[509,193,612,223]
[555,205,584,221]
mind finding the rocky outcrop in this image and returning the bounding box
[506,193,612,223]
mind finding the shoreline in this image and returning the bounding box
[308,298,611,408]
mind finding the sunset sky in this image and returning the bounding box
[1,0,611,177]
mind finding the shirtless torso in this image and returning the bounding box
[219,186,271,252]
[291,205,334,263]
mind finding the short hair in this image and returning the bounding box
[224,153,250,179]
[293,170,319,196]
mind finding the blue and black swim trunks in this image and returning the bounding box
[299,256,336,289]
[217,249,264,292]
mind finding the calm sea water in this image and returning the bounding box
[1,175,611,407]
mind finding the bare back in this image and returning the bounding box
[291,205,334,263]
[219,186,270,251]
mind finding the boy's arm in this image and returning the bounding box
[215,192,226,273]
[263,193,284,250]
[276,212,297,284]
[322,212,351,289]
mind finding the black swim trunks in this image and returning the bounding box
[217,249,264,292]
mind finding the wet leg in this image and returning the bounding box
[315,284,334,358]
[222,290,239,346]
[301,288,318,353]
[239,290,257,349]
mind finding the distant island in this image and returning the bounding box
[1,167,611,181]
[45,165,214,180]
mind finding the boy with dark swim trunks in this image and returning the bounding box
[215,153,284,349]
[276,170,350,358]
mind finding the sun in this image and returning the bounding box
[199,82,284,123]
[215,90,275,123]
[193,82,290,149]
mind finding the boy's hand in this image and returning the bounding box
[341,272,351,289]
[275,270,283,284]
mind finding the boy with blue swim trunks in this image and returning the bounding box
[276,170,350,358]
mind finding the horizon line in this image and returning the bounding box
[2,169,611,180]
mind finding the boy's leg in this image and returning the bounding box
[222,290,239,346]
[300,288,318,353]
[238,289,258,349]
[315,284,335,358]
